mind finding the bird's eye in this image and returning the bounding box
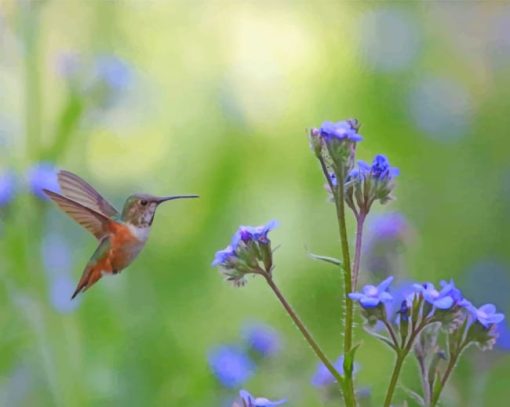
[140,200,148,206]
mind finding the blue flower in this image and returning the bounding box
[27,163,60,200]
[242,322,281,357]
[237,390,286,407]
[349,276,394,308]
[232,220,278,247]
[370,154,399,180]
[319,120,362,142]
[311,355,359,387]
[212,221,277,286]
[464,303,505,328]
[95,55,132,91]
[413,282,457,310]
[208,345,254,388]
[0,169,16,206]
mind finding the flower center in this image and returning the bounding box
[366,286,378,296]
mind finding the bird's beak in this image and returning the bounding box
[156,195,199,205]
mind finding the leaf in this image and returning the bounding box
[399,385,425,406]
[365,330,397,351]
[344,343,362,377]
[308,252,342,267]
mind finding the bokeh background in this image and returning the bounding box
[1,1,510,406]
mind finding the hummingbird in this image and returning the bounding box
[43,170,198,299]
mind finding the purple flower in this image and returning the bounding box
[464,303,505,328]
[371,154,399,180]
[347,160,370,181]
[349,276,394,308]
[369,212,409,241]
[0,169,16,206]
[311,355,359,387]
[232,220,278,247]
[27,163,60,200]
[212,246,236,267]
[318,120,362,142]
[95,55,131,91]
[237,390,286,407]
[212,221,277,286]
[413,282,457,310]
[208,345,254,388]
[242,322,281,357]
[50,274,79,313]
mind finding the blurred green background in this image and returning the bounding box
[1,1,510,406]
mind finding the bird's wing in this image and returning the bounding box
[43,189,112,239]
[57,170,119,217]
[72,236,112,299]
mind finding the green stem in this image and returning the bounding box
[383,319,429,407]
[384,352,406,407]
[334,167,356,407]
[264,276,345,388]
[430,344,465,406]
[352,212,366,290]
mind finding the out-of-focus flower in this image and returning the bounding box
[212,220,277,286]
[49,274,79,313]
[359,7,421,72]
[409,76,472,142]
[242,322,281,357]
[27,163,60,200]
[56,51,82,81]
[311,355,359,387]
[0,169,16,206]
[95,55,132,92]
[349,276,394,308]
[363,213,413,281]
[41,233,72,276]
[413,282,457,310]
[234,390,286,407]
[208,345,255,388]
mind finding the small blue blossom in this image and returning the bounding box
[232,220,278,247]
[318,120,363,142]
[95,55,132,91]
[242,322,281,357]
[208,345,255,388]
[0,169,16,206]
[237,390,286,407]
[349,276,394,308]
[27,163,60,200]
[371,154,399,180]
[311,355,359,387]
[212,221,277,286]
[413,282,456,310]
[465,303,505,328]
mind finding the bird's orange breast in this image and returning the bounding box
[107,222,146,271]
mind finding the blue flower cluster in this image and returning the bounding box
[350,276,505,349]
[212,221,277,286]
[346,154,399,211]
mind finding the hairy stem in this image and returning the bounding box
[352,212,366,290]
[384,352,406,407]
[264,276,345,389]
[430,343,465,406]
[334,166,356,407]
[383,319,429,407]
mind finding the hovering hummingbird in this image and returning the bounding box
[43,170,198,299]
